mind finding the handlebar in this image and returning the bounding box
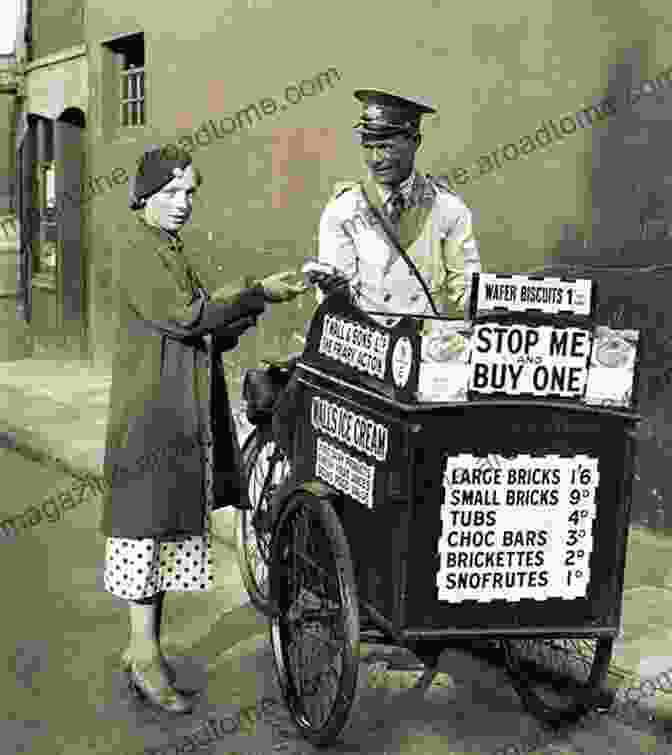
[260,354,302,372]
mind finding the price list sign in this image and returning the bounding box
[436,454,599,603]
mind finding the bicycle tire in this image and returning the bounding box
[269,491,360,747]
[503,636,614,728]
[234,425,291,616]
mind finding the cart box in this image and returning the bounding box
[295,290,641,639]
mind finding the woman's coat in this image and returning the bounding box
[100,216,266,539]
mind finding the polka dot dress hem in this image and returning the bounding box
[104,347,217,601]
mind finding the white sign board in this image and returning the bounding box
[315,438,375,509]
[584,327,640,408]
[476,274,593,317]
[417,321,472,402]
[468,324,592,398]
[417,324,639,407]
[319,315,390,379]
[311,396,389,462]
[436,453,599,602]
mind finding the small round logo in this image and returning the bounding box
[392,337,413,388]
[425,332,467,363]
[595,335,633,368]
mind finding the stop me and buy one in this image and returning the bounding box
[416,273,640,407]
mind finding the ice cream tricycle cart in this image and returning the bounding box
[236,273,641,746]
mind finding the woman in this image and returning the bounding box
[100,146,305,714]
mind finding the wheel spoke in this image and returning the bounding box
[271,495,359,743]
[504,637,613,726]
[237,430,291,614]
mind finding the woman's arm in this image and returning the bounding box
[121,236,307,348]
[120,237,266,338]
[190,276,266,336]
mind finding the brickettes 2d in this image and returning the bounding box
[319,315,390,379]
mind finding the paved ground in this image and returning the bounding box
[3,446,672,755]
[3,359,672,753]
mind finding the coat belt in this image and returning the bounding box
[127,318,211,352]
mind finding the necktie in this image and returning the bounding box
[385,191,405,231]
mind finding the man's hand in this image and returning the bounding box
[259,270,309,303]
[302,260,350,294]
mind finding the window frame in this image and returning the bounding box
[101,31,147,138]
[31,159,58,289]
[120,63,145,127]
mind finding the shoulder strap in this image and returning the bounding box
[358,183,440,316]
[330,181,358,201]
[429,174,458,195]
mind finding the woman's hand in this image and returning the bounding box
[259,271,309,303]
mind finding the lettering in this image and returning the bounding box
[469,324,591,398]
[319,315,390,379]
[475,273,592,316]
[315,438,375,509]
[437,453,598,603]
[310,396,389,461]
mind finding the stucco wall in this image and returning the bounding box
[81,0,672,370]
[0,92,15,213]
[25,51,88,120]
[31,0,85,61]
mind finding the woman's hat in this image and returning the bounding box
[129,145,193,209]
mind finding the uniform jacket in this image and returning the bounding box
[317,171,481,325]
[100,215,266,539]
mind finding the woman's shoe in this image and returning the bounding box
[121,650,200,695]
[125,657,194,714]
[121,648,176,684]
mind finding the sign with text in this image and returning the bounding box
[318,314,390,379]
[468,323,592,398]
[315,438,375,509]
[416,322,640,408]
[436,453,599,603]
[311,396,389,462]
[310,395,392,509]
[475,273,593,318]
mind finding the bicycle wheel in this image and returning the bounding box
[503,636,614,728]
[235,426,291,615]
[269,492,360,747]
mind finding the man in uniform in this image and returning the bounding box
[316,89,481,325]
[261,91,484,543]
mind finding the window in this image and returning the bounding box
[119,37,145,127]
[103,32,145,130]
[40,163,57,273]
[32,161,57,281]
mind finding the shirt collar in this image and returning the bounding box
[376,170,418,205]
[135,213,183,251]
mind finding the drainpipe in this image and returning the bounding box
[14,0,32,329]
[23,0,32,65]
